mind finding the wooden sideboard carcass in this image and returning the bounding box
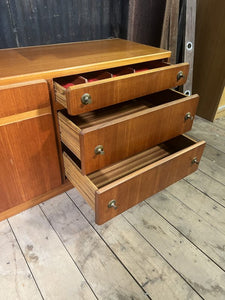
[0,39,205,224]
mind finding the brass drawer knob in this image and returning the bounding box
[94,145,104,155]
[192,157,199,165]
[177,71,184,81]
[108,200,117,210]
[184,112,193,121]
[81,93,92,105]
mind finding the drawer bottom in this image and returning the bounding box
[63,135,205,224]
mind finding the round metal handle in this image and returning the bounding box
[177,71,184,81]
[184,112,193,121]
[94,145,104,155]
[108,200,117,210]
[192,157,199,165]
[81,93,92,105]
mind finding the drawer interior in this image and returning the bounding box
[59,89,186,129]
[54,59,168,88]
[63,134,205,224]
[64,135,196,188]
[88,135,195,187]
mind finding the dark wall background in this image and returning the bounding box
[127,0,166,47]
[0,0,165,50]
[0,0,129,49]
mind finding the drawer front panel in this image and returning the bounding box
[58,63,189,115]
[95,140,205,224]
[80,95,199,174]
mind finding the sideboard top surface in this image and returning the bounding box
[0,39,171,85]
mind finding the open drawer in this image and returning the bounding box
[58,89,199,174]
[54,60,189,115]
[63,135,205,224]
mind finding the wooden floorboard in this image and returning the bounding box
[123,202,225,299]
[185,170,225,208]
[1,114,225,299]
[67,188,200,300]
[8,206,96,300]
[213,116,225,130]
[39,193,148,299]
[198,154,225,186]
[0,220,42,300]
[167,180,225,235]
[188,116,225,153]
[201,145,225,173]
[146,190,225,271]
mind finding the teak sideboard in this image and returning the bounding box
[0,39,205,224]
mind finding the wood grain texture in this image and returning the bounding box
[160,0,179,64]
[0,181,72,222]
[198,154,225,186]
[68,188,201,300]
[54,81,68,108]
[95,138,205,224]
[63,153,96,209]
[0,39,171,85]
[147,189,225,270]
[79,91,198,174]
[59,89,198,174]
[127,0,166,47]
[168,0,179,64]
[167,179,225,235]
[0,80,50,117]
[185,170,225,209]
[124,201,225,299]
[47,79,68,183]
[160,0,171,50]
[89,146,171,188]
[193,0,225,120]
[0,106,51,126]
[1,117,223,299]
[197,146,225,186]
[58,112,81,159]
[64,135,205,224]
[59,89,198,173]
[0,0,128,49]
[56,63,189,115]
[0,220,42,300]
[189,116,225,153]
[0,115,61,213]
[8,206,96,300]
[40,193,150,299]
[0,0,18,48]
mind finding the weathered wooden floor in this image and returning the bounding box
[1,116,225,300]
